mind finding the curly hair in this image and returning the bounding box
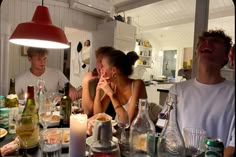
[197,29,232,54]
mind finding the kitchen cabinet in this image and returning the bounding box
[90,20,136,70]
[96,20,136,52]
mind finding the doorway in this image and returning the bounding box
[162,50,177,78]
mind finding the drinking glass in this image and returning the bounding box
[15,114,37,157]
[39,128,62,157]
[183,127,207,157]
[116,112,130,157]
[72,99,83,114]
[39,101,53,130]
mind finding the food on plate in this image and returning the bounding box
[63,130,70,144]
[40,113,52,121]
[51,115,60,122]
[0,128,7,137]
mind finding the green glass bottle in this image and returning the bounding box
[6,78,19,134]
[21,85,39,148]
[59,82,72,128]
[5,78,18,107]
[23,85,38,119]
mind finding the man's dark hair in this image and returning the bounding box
[197,29,232,67]
[198,29,232,55]
[27,47,48,57]
[95,46,115,58]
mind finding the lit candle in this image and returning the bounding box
[24,93,27,105]
[70,114,87,157]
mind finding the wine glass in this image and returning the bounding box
[72,99,83,114]
[116,112,130,157]
[183,127,207,157]
[39,102,53,130]
[15,114,37,157]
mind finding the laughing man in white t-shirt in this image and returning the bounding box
[158,29,235,157]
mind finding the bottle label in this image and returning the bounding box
[156,118,166,128]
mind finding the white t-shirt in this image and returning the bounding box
[159,78,235,147]
[15,67,68,95]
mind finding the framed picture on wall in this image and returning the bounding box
[21,46,28,56]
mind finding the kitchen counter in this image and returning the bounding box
[145,80,176,106]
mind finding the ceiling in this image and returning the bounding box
[57,0,235,39]
[112,0,234,33]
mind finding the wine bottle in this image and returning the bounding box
[23,85,39,121]
[157,93,185,157]
[59,82,72,128]
[21,85,39,148]
[5,78,19,134]
[5,78,18,108]
[129,99,156,157]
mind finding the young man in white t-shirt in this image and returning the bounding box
[15,47,81,101]
[157,29,235,157]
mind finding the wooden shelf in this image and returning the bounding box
[136,64,151,68]
[139,55,152,59]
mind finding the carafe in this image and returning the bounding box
[157,93,185,157]
[90,119,120,157]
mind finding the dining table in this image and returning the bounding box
[0,124,124,157]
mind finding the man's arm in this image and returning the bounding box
[69,83,82,101]
[224,146,235,157]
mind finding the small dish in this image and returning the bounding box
[0,128,8,138]
[39,114,60,127]
[86,136,118,147]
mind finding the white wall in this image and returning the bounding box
[138,16,235,81]
[0,0,101,95]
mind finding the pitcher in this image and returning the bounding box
[90,117,120,157]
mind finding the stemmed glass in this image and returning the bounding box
[39,99,53,130]
[15,114,37,157]
[116,112,130,157]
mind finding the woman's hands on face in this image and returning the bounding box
[97,71,114,97]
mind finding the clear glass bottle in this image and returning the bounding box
[129,99,156,157]
[36,79,46,113]
[157,93,185,157]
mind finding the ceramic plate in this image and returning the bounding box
[86,136,118,147]
[39,112,60,127]
[0,128,8,138]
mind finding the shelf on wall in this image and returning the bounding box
[136,64,151,68]
[139,55,152,59]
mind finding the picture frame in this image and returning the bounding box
[21,46,28,56]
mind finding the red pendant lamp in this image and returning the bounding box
[9,1,69,49]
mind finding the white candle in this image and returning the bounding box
[24,93,27,105]
[70,114,87,157]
